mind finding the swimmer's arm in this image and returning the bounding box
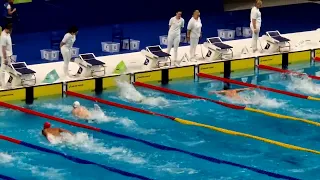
[209,90,227,95]
[42,130,51,141]
[59,128,73,135]
[235,87,255,92]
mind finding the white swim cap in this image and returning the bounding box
[73,101,80,108]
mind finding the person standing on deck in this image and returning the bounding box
[250,0,262,52]
[60,26,78,78]
[0,23,13,89]
[187,10,202,61]
[167,11,184,64]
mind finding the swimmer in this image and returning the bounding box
[209,87,254,101]
[42,122,73,142]
[72,101,101,120]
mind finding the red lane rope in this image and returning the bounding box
[0,134,21,144]
[0,101,100,131]
[134,81,245,110]
[314,57,320,61]
[134,82,202,99]
[65,91,176,120]
[258,65,320,80]
[197,73,309,99]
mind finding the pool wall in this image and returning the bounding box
[0,48,315,103]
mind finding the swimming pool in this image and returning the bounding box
[1,61,320,180]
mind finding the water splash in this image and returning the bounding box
[0,152,66,179]
[287,74,320,95]
[18,162,66,180]
[217,90,286,109]
[116,80,169,107]
[50,132,146,165]
[291,108,320,120]
[0,153,15,163]
[42,103,73,113]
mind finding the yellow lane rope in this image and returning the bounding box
[174,118,320,155]
[244,107,320,127]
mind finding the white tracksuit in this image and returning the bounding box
[0,30,12,87]
[250,6,262,51]
[61,33,76,76]
[167,17,184,61]
[187,17,202,59]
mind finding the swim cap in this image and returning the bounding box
[73,101,80,108]
[44,122,51,129]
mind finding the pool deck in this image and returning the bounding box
[1,29,320,92]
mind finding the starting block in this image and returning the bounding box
[74,53,106,77]
[6,62,36,87]
[141,45,171,68]
[265,31,290,52]
[203,37,233,61]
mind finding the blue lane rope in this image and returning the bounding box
[100,130,299,180]
[0,174,16,180]
[19,141,151,180]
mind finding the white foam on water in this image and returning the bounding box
[240,90,287,109]
[42,103,73,113]
[290,108,320,120]
[0,152,66,179]
[116,80,170,107]
[18,162,66,180]
[218,90,286,109]
[50,132,146,165]
[287,74,320,95]
[0,152,15,163]
[89,105,156,134]
[155,162,198,175]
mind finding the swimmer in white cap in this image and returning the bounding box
[72,101,91,119]
[72,101,102,120]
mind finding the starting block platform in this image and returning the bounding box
[6,62,36,87]
[265,30,291,53]
[203,37,234,60]
[74,53,106,77]
[141,45,171,68]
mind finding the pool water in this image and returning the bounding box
[1,62,320,179]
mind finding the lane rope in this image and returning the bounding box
[134,82,320,127]
[314,57,320,62]
[0,174,16,180]
[0,134,151,180]
[0,101,295,179]
[65,91,320,156]
[258,64,320,80]
[197,73,320,101]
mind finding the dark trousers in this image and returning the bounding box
[3,17,13,27]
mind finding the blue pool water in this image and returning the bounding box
[1,62,320,179]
